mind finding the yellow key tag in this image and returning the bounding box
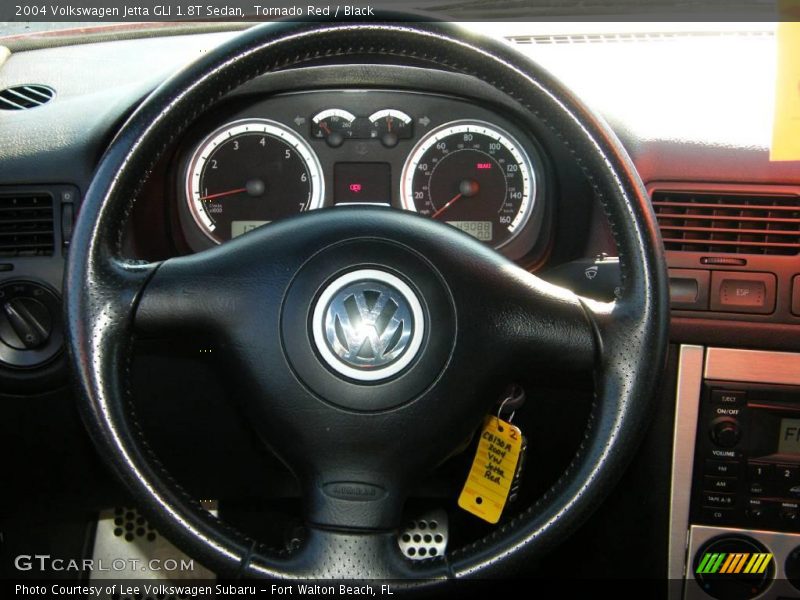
[458,415,523,524]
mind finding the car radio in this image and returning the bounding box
[691,383,800,533]
[670,347,800,600]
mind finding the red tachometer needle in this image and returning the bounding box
[198,187,247,202]
[431,193,463,219]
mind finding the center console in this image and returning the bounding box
[671,346,800,600]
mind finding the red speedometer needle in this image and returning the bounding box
[431,193,463,220]
[198,187,247,201]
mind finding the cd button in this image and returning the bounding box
[702,508,734,524]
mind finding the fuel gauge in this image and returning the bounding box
[369,109,413,147]
[311,109,356,147]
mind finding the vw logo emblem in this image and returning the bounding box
[312,269,425,381]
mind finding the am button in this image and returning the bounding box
[704,476,737,492]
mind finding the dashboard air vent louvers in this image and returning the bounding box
[0,85,55,110]
[0,193,55,256]
[652,190,800,256]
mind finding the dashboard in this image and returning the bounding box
[174,90,545,259]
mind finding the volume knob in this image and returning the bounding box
[710,417,741,448]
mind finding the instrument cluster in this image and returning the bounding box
[177,90,547,259]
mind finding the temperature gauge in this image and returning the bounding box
[369,109,413,147]
[311,109,356,147]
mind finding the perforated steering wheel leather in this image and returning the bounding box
[64,21,669,581]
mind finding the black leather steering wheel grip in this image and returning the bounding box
[65,21,669,580]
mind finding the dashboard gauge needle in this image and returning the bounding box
[431,180,480,219]
[432,193,463,219]
[198,187,247,201]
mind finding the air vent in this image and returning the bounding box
[0,193,55,256]
[0,85,55,110]
[653,190,800,256]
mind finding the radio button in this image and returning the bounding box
[702,507,734,524]
[704,475,737,492]
[749,463,773,480]
[749,481,766,495]
[703,492,736,508]
[747,498,768,519]
[706,460,738,476]
[790,485,800,498]
[711,389,746,406]
[775,466,800,484]
[781,503,800,522]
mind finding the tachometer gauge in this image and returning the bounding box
[400,120,535,249]
[186,119,323,244]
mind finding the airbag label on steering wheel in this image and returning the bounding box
[458,416,522,524]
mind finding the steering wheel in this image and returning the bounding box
[64,21,668,581]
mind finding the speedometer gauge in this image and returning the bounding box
[186,118,323,244]
[400,120,535,249]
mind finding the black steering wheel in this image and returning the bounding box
[64,21,669,581]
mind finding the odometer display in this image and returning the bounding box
[186,119,323,244]
[400,120,535,249]
[446,220,493,242]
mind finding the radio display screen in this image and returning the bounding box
[778,418,800,455]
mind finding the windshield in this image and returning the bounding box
[0,19,777,49]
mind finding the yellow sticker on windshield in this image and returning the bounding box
[458,416,522,524]
[771,22,800,161]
